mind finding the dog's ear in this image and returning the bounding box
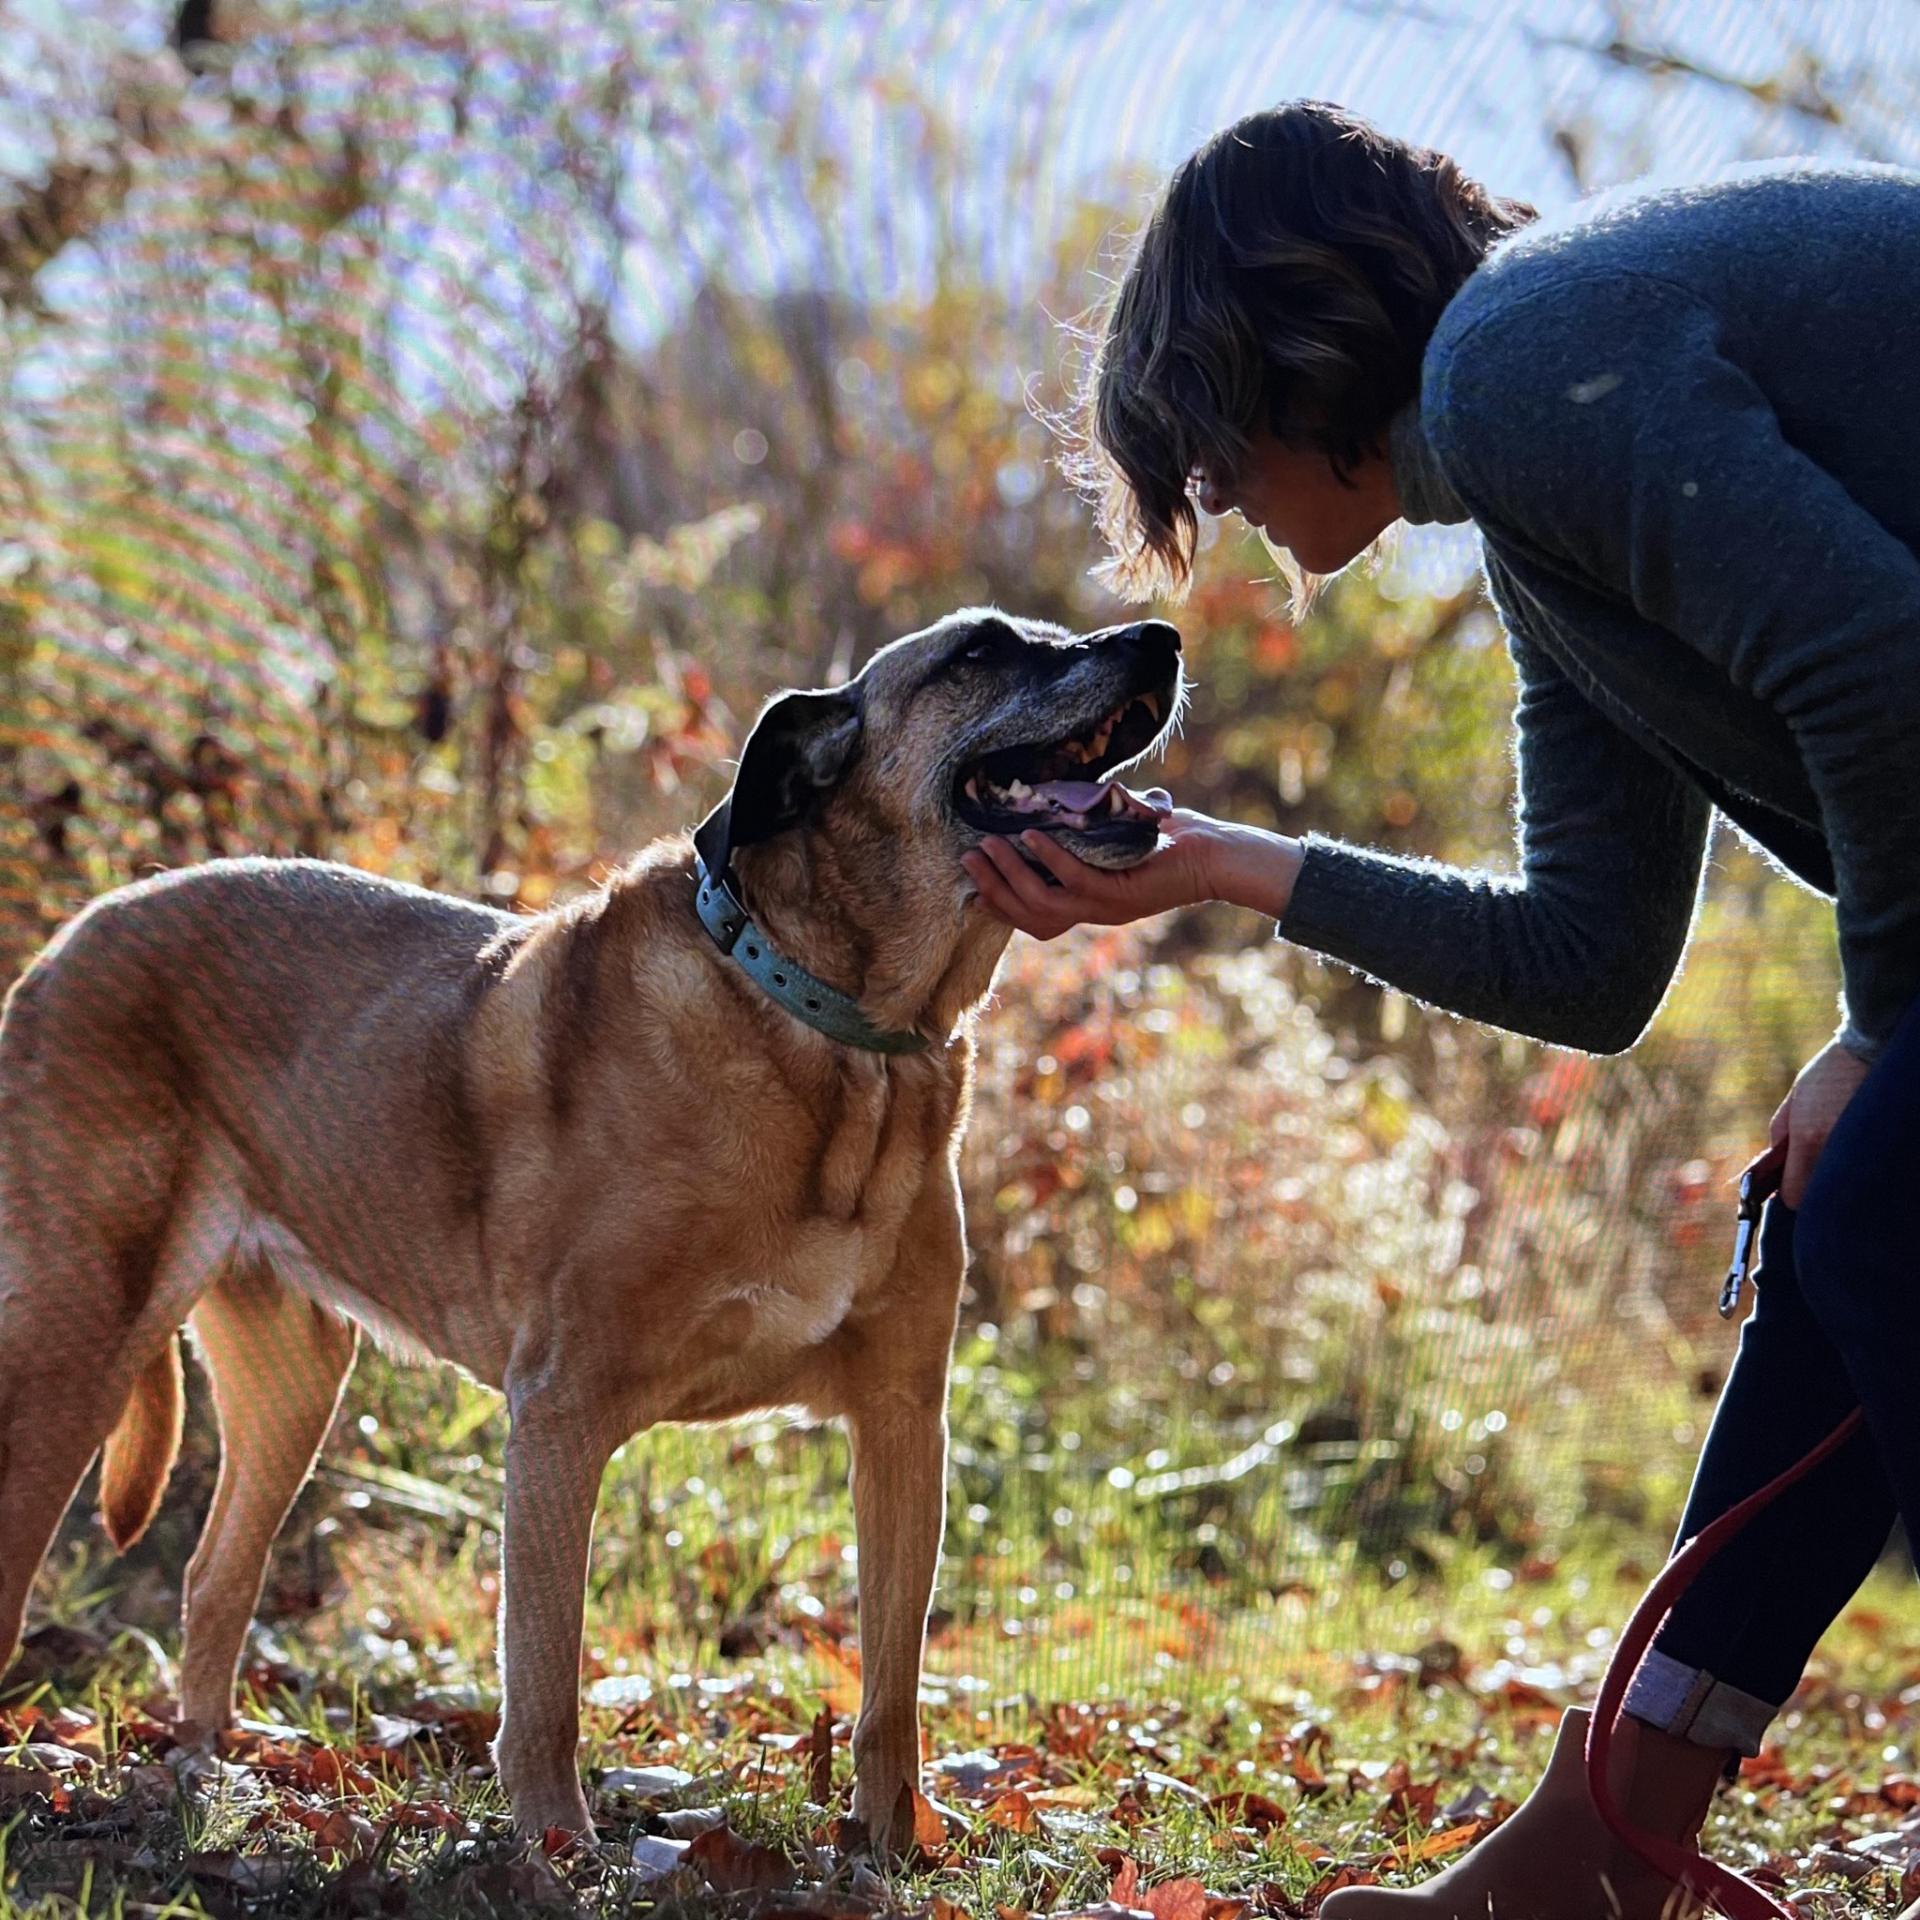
[695,688,861,875]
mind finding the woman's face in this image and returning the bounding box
[1193,431,1401,575]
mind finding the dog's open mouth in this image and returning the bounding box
[954,688,1171,864]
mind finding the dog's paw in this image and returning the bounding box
[506,1789,597,1844]
[850,1776,943,1860]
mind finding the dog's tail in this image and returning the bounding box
[99,1334,185,1551]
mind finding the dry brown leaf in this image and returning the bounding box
[1139,1877,1208,1920]
[0,1764,61,1807]
[1027,1783,1102,1809]
[1392,1822,1485,1866]
[911,1786,954,1853]
[688,1820,797,1895]
[282,1804,376,1860]
[987,1789,1039,1833]
[810,1635,865,1717]
[302,1748,381,1797]
[1208,1789,1288,1833]
[809,1705,835,1804]
[1306,1864,1380,1908]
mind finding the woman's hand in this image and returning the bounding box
[1769,1035,1872,1208]
[960,804,1303,941]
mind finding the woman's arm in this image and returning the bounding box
[1274,614,1714,1054]
[966,612,1717,1058]
[1427,269,1920,1062]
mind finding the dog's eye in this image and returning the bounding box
[955,633,1002,666]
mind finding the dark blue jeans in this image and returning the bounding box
[1624,989,1920,1753]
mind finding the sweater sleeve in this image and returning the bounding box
[1426,269,1920,1062]
[1277,608,1714,1055]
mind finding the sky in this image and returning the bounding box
[634,0,1920,334]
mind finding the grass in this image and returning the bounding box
[7,917,1912,1916]
[5,1547,1920,1919]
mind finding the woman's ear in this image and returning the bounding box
[694,688,861,875]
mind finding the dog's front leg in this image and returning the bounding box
[845,1170,964,1852]
[847,1393,948,1849]
[493,1388,614,1839]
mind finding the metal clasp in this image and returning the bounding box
[692,854,749,953]
[1720,1138,1787,1319]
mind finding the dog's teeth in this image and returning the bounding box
[1107,785,1125,814]
[965,776,981,803]
[1141,692,1161,722]
[1007,778,1031,801]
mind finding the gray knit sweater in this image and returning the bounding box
[1276,159,1920,1065]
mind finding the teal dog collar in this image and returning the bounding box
[692,855,928,1056]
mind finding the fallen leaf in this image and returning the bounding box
[1392,1822,1485,1866]
[1306,1865,1380,1908]
[988,1788,1039,1833]
[809,1705,835,1804]
[1028,1784,1103,1810]
[366,1712,430,1749]
[0,1764,62,1806]
[283,1804,376,1860]
[302,1747,380,1796]
[1139,1878,1208,1920]
[445,1854,571,1909]
[1141,1769,1208,1805]
[659,1804,728,1838]
[910,1786,954,1853]
[600,1763,699,1801]
[689,1821,797,1895]
[630,1833,692,1882]
[1209,1789,1288,1833]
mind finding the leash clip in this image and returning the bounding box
[1719,1139,1786,1319]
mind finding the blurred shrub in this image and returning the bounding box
[7,4,1849,1666]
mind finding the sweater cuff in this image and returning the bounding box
[1272,832,1324,943]
[1835,1014,1883,1068]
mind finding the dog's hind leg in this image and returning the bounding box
[0,1284,145,1685]
[0,1173,232,1692]
[178,1260,356,1731]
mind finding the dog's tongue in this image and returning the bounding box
[1033,779,1168,822]
[1035,779,1114,813]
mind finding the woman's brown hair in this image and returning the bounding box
[1066,100,1534,601]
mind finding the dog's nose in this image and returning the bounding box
[1131,619,1181,655]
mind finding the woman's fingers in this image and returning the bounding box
[962,829,1161,939]
[984,834,1067,912]
[1016,830,1113,895]
[960,848,1030,925]
[963,841,1066,936]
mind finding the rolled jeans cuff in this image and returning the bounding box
[1622,1648,1777,1757]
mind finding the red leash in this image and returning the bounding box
[1583,1138,1866,1920]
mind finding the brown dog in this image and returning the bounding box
[0,608,1181,1844]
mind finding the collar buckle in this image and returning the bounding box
[694,863,750,953]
